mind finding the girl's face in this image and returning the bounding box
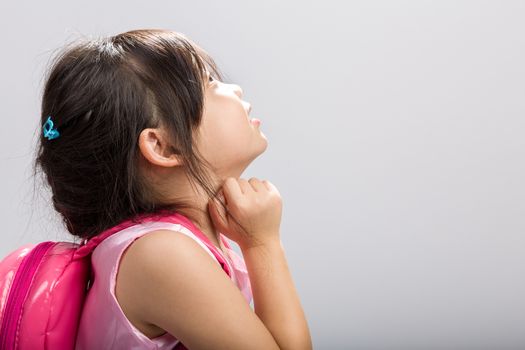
[195,70,268,176]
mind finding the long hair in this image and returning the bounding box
[32,29,240,241]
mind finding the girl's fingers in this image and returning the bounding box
[237,178,253,194]
[222,177,243,203]
[263,179,278,193]
[248,177,266,192]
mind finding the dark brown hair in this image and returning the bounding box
[32,29,239,241]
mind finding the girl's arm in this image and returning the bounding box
[241,237,313,349]
[207,177,312,349]
[118,229,282,350]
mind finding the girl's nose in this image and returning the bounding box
[232,84,243,99]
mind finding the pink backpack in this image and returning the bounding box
[0,211,233,349]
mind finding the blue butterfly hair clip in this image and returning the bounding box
[43,115,60,140]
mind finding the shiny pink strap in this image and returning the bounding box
[220,234,233,249]
[73,210,232,276]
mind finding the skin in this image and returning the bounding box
[118,69,312,348]
[121,71,268,339]
[137,69,268,250]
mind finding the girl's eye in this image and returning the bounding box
[208,75,215,83]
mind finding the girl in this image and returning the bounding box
[34,29,312,349]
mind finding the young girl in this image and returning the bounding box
[34,29,312,349]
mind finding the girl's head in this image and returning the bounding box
[33,29,267,240]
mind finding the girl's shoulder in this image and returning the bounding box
[114,229,220,338]
[113,228,263,350]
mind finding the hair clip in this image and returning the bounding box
[43,115,60,140]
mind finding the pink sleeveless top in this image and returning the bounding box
[75,212,252,349]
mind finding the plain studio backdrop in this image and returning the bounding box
[1,1,524,349]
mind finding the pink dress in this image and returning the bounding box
[75,212,252,350]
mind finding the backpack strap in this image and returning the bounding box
[73,210,232,277]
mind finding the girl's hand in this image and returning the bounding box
[208,177,282,250]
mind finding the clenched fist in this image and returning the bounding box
[208,177,282,250]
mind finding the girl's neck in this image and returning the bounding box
[177,206,226,254]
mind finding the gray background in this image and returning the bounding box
[1,1,524,349]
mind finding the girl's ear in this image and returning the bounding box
[138,128,183,167]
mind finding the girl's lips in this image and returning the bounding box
[250,118,261,126]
